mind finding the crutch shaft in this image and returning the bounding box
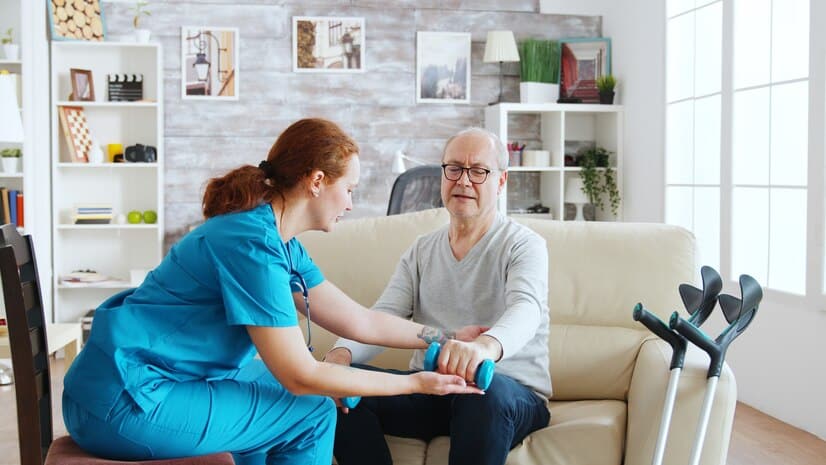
[688,376,719,465]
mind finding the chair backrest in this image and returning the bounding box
[386,165,444,215]
[0,224,52,465]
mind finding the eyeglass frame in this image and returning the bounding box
[440,163,496,184]
[290,272,314,353]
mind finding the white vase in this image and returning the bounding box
[2,157,21,174]
[134,29,151,43]
[519,82,560,104]
[2,44,19,61]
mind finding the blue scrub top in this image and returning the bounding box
[63,203,324,418]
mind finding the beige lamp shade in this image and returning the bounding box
[483,31,520,63]
[0,74,23,143]
[565,176,590,204]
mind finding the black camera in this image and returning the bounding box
[124,144,157,163]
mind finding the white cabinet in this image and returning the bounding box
[485,103,623,221]
[50,42,164,323]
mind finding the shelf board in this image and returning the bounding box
[55,101,157,108]
[57,162,158,169]
[52,41,160,50]
[493,102,624,114]
[0,173,24,178]
[58,282,133,290]
[0,59,22,65]
[57,224,159,230]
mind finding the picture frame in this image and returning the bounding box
[559,38,612,104]
[69,68,95,102]
[47,0,106,42]
[416,32,471,104]
[181,27,240,100]
[293,17,365,73]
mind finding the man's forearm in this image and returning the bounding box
[417,326,456,346]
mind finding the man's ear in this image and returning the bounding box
[497,171,508,195]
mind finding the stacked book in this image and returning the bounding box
[0,187,23,227]
[74,205,112,224]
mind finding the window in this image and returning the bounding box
[665,0,811,296]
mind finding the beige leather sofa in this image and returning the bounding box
[299,208,736,465]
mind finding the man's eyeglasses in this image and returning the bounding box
[441,163,494,184]
[290,272,313,353]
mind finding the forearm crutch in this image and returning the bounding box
[670,274,762,465]
[633,265,722,465]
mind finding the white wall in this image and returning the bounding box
[541,0,826,441]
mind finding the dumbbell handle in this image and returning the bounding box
[423,342,495,390]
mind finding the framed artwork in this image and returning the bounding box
[47,0,106,42]
[559,38,612,104]
[416,32,471,104]
[58,106,93,163]
[181,27,240,100]
[293,17,365,73]
[70,68,95,101]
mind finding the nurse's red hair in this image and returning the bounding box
[202,118,359,218]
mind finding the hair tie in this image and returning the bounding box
[258,160,274,178]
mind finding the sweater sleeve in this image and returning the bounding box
[333,243,419,364]
[484,232,549,360]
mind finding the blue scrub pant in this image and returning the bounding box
[63,360,336,465]
[333,365,550,465]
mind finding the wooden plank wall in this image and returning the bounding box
[101,1,600,246]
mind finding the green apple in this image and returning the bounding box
[143,210,158,224]
[127,210,142,224]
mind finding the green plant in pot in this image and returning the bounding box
[576,146,620,216]
[518,39,561,103]
[0,148,22,174]
[1,28,18,61]
[596,74,617,105]
[132,1,152,43]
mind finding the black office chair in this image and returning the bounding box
[386,165,444,215]
[0,223,234,465]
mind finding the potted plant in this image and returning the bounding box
[518,39,561,103]
[1,28,18,61]
[0,148,22,174]
[575,146,620,216]
[596,74,617,104]
[132,1,152,43]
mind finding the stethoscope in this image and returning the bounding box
[290,272,314,353]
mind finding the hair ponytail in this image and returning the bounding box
[201,118,358,218]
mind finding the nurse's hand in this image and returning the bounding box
[410,371,485,396]
[454,325,490,342]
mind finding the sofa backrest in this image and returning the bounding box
[299,209,696,400]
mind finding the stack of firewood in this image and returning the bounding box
[50,0,104,41]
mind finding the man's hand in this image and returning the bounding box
[437,336,501,384]
[454,325,491,342]
[323,347,353,366]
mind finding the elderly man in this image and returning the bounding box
[325,128,551,465]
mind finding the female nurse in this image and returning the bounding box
[62,118,484,465]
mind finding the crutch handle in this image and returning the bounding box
[633,303,687,370]
[669,312,724,377]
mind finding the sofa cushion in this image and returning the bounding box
[417,400,625,465]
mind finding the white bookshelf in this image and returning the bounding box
[485,103,624,221]
[50,41,164,324]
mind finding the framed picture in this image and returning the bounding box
[293,17,365,73]
[58,106,93,163]
[559,38,611,104]
[416,32,471,104]
[47,0,106,42]
[181,27,240,100]
[70,68,95,102]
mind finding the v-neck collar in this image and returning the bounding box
[442,214,502,265]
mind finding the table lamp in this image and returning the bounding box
[483,30,520,104]
[391,150,426,174]
[0,72,24,143]
[565,176,590,221]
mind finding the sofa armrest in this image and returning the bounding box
[625,338,737,465]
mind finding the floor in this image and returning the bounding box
[0,359,825,465]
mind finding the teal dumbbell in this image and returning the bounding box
[423,342,495,390]
[340,396,360,409]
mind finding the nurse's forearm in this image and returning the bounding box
[289,360,418,397]
[358,311,453,349]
